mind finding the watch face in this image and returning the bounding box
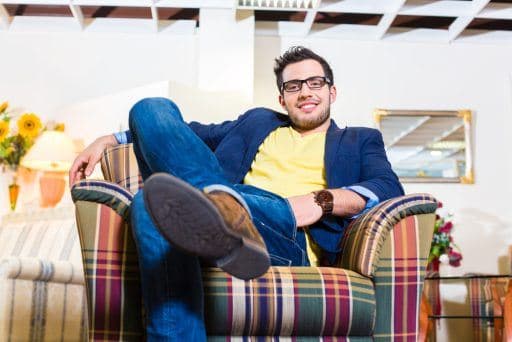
[314,190,334,215]
[317,190,333,202]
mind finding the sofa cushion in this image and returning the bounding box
[203,267,375,337]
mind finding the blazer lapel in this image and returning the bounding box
[325,120,349,188]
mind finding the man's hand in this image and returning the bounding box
[69,134,118,186]
[287,189,366,228]
[287,193,323,227]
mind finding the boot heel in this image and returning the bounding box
[215,238,270,280]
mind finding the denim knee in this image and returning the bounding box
[129,97,183,129]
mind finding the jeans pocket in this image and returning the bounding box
[269,254,292,266]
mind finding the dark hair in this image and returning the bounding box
[273,46,334,93]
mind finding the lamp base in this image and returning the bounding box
[39,171,66,208]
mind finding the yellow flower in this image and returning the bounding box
[0,120,8,141]
[55,123,65,132]
[0,101,8,113]
[17,113,42,138]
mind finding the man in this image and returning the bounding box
[69,46,404,340]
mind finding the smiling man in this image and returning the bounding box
[69,46,404,341]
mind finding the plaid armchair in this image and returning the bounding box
[71,144,438,341]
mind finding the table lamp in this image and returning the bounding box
[21,130,76,207]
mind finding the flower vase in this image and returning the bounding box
[427,259,440,276]
[9,180,20,211]
[4,167,20,211]
[426,259,442,317]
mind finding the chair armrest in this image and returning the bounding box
[71,179,133,220]
[0,257,84,285]
[337,193,438,278]
[71,179,144,340]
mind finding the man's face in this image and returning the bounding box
[279,59,337,132]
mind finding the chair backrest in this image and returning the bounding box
[100,143,142,194]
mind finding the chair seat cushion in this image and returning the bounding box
[203,266,375,337]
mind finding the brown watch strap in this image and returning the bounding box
[313,190,334,216]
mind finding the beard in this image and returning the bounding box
[288,106,331,131]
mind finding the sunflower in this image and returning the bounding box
[17,113,42,138]
[55,123,65,132]
[0,120,8,141]
[0,101,8,114]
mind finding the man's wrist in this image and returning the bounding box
[312,190,334,216]
[99,134,118,147]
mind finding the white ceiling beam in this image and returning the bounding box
[447,16,473,42]
[375,13,397,40]
[73,0,151,6]
[2,0,68,4]
[69,4,85,29]
[150,1,158,32]
[302,9,315,35]
[0,4,10,30]
[477,3,512,20]
[156,0,234,8]
[375,0,406,40]
[319,0,397,14]
[472,0,492,13]
[448,0,490,42]
[399,0,473,17]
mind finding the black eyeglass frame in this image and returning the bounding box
[280,76,332,94]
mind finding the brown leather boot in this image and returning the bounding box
[144,173,270,280]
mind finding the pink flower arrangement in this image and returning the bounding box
[428,202,462,267]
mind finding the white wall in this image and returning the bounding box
[0,31,197,118]
[1,28,512,276]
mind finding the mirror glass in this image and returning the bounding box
[375,109,473,183]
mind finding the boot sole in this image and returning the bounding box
[143,173,270,280]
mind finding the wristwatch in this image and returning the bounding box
[312,190,334,216]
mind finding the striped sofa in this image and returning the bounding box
[71,144,438,341]
[0,206,87,341]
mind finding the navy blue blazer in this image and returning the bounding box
[186,107,404,257]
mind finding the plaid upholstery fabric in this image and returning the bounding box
[72,144,437,340]
[72,180,133,220]
[100,143,143,194]
[467,276,509,342]
[338,193,438,278]
[207,337,372,341]
[74,200,144,341]
[203,267,375,337]
[372,213,436,341]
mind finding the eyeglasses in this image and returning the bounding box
[281,76,331,93]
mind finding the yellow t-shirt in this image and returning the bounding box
[243,126,327,265]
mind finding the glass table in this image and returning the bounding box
[422,274,511,341]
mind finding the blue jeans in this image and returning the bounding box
[129,97,308,341]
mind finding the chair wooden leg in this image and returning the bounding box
[503,280,512,342]
[419,291,433,342]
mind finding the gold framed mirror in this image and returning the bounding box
[374,109,474,184]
